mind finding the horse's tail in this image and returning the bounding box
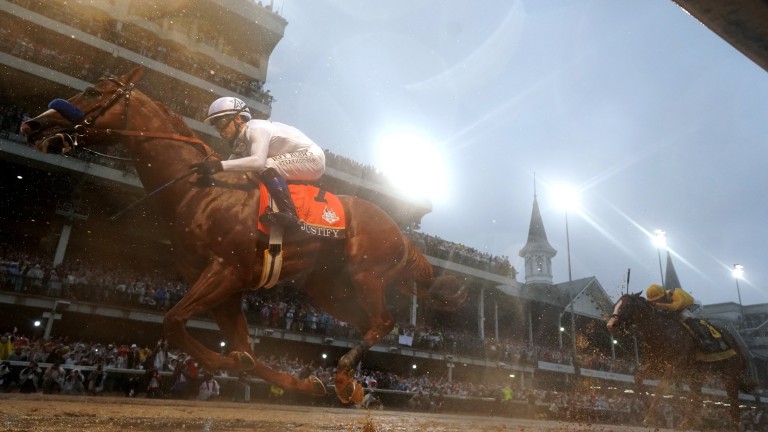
[400,237,467,311]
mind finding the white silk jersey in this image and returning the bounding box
[221,119,325,181]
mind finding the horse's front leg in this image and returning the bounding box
[164,260,254,372]
[208,293,326,397]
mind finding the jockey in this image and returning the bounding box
[645,284,721,353]
[191,96,326,228]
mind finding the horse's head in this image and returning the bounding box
[21,67,145,154]
[606,291,648,335]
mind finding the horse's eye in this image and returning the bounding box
[84,87,102,97]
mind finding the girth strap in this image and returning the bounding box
[257,225,284,289]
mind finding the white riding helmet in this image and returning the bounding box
[203,97,252,125]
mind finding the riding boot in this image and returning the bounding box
[685,318,721,353]
[259,168,300,227]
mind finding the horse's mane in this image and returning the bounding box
[152,101,198,138]
[145,98,219,159]
[626,293,677,321]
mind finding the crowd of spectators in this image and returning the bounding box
[0,243,713,387]
[0,26,209,124]
[7,0,274,108]
[409,231,515,277]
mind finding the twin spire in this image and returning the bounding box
[519,175,556,285]
[517,175,684,291]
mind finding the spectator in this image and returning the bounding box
[42,360,65,394]
[18,360,43,393]
[0,332,14,360]
[197,371,219,401]
[63,369,85,395]
[170,362,188,399]
[126,344,141,369]
[0,361,12,391]
[233,372,250,403]
[360,389,383,410]
[146,367,163,398]
[86,364,107,395]
[124,376,141,397]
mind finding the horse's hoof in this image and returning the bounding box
[336,386,351,404]
[335,381,356,404]
[309,375,327,396]
[349,381,364,405]
[232,351,256,370]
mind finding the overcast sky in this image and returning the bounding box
[265,1,768,307]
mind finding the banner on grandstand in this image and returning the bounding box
[398,335,413,346]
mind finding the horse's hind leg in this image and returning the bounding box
[679,375,704,430]
[643,365,674,427]
[726,376,743,427]
[208,293,326,396]
[319,273,393,405]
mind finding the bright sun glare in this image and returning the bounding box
[375,131,448,203]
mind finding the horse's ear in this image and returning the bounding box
[121,66,145,85]
[633,291,643,297]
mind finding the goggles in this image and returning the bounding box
[212,115,235,130]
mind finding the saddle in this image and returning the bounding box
[257,183,346,238]
[680,318,736,362]
[254,183,346,290]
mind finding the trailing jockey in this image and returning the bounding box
[645,283,722,353]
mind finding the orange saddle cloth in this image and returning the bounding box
[258,183,346,238]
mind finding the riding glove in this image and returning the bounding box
[190,160,223,175]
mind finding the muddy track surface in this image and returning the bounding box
[0,393,672,431]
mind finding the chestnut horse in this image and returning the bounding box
[607,292,755,428]
[21,67,466,403]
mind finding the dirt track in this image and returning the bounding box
[0,393,675,431]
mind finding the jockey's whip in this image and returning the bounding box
[626,268,631,293]
[109,169,197,221]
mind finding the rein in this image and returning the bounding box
[109,168,198,221]
[49,76,218,219]
[75,127,214,158]
[52,76,215,159]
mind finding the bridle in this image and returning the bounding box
[610,295,628,320]
[610,294,654,326]
[42,76,218,220]
[79,78,135,127]
[608,295,640,329]
[51,77,214,160]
